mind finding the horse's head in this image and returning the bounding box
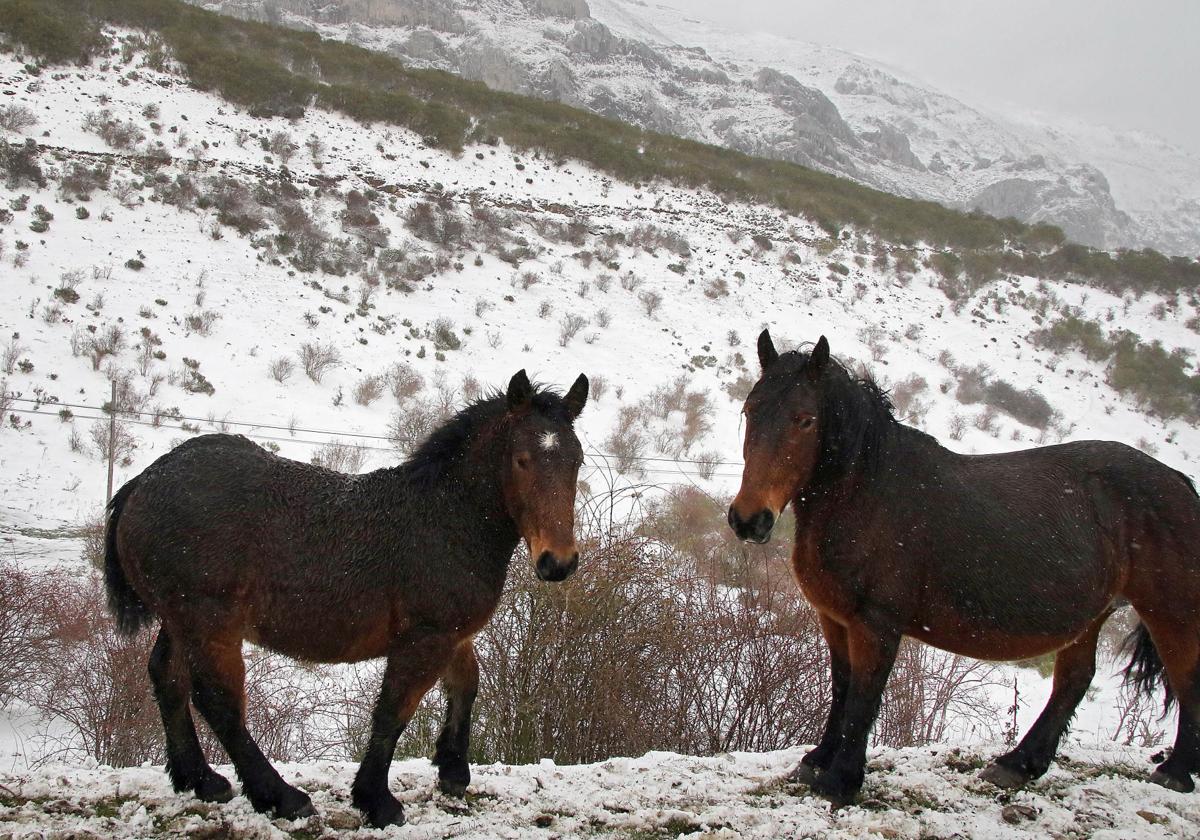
[728,329,830,544]
[499,369,589,582]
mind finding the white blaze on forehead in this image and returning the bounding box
[539,431,559,451]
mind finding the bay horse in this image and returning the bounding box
[104,369,589,828]
[728,330,1200,804]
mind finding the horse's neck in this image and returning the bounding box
[365,459,520,578]
[798,422,930,525]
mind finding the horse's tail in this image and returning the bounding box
[104,477,154,635]
[1122,622,1175,712]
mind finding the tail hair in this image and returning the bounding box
[104,477,154,635]
[1122,622,1175,713]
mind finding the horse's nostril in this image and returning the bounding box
[727,506,741,531]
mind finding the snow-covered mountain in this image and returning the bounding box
[190,0,1200,257]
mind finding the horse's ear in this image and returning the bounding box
[507,369,533,411]
[564,374,589,421]
[806,335,830,382]
[757,329,779,372]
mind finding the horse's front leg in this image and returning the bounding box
[432,638,479,797]
[810,621,900,806]
[792,613,850,784]
[352,631,453,829]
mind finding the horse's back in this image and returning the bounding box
[113,434,352,606]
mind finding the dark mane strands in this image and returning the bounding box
[398,386,571,488]
[790,348,915,487]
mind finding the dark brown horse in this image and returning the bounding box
[729,330,1200,804]
[104,370,588,828]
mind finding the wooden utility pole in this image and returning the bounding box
[105,378,116,504]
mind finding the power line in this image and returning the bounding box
[5,406,747,480]
[7,396,747,470]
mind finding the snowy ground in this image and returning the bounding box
[2,744,1198,839]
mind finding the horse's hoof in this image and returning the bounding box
[438,777,469,798]
[367,799,406,829]
[980,763,1028,790]
[274,788,316,821]
[195,771,234,804]
[788,763,820,786]
[809,772,859,807]
[1150,769,1195,793]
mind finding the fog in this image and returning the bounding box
[666,0,1200,154]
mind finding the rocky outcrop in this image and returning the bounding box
[525,0,590,20]
[861,124,925,170]
[752,69,858,146]
[460,40,529,94]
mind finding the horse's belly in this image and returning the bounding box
[248,608,399,664]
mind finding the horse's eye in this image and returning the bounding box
[796,415,816,430]
[514,453,532,470]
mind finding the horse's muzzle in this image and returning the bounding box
[536,549,579,582]
[728,505,775,544]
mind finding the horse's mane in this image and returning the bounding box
[399,386,572,488]
[785,348,919,486]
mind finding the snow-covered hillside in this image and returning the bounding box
[1,21,1199,837]
[0,36,1195,526]
[189,0,1200,256]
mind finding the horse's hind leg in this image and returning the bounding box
[1136,618,1200,791]
[186,635,314,819]
[148,628,232,803]
[981,610,1111,789]
[432,638,479,797]
[791,613,849,785]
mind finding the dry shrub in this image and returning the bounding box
[603,406,648,476]
[299,341,341,383]
[89,418,137,465]
[0,559,57,705]
[11,569,163,767]
[388,399,448,455]
[269,356,294,383]
[388,362,424,403]
[353,373,385,406]
[311,439,368,473]
[558,313,587,347]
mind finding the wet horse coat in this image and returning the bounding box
[105,371,588,827]
[729,331,1200,803]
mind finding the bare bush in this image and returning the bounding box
[311,439,368,473]
[82,110,144,149]
[603,407,648,476]
[269,356,295,383]
[184,309,220,336]
[2,337,27,375]
[558,313,587,347]
[299,342,341,383]
[388,362,424,403]
[84,325,126,371]
[388,399,448,455]
[268,131,296,164]
[89,418,138,466]
[639,289,664,317]
[0,104,37,132]
[353,373,385,406]
[589,374,607,402]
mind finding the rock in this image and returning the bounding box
[526,0,590,20]
[1001,803,1038,824]
[1138,809,1168,825]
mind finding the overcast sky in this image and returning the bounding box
[667,0,1200,154]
